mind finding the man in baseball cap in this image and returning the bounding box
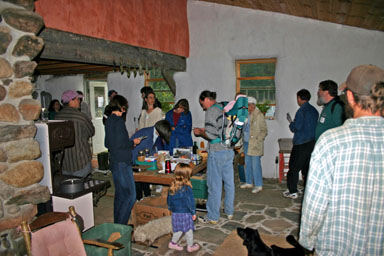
[300,65,384,255]
[55,90,95,178]
[61,90,83,105]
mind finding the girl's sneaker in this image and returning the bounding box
[187,243,200,252]
[168,242,183,251]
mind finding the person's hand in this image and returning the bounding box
[193,128,204,136]
[133,138,141,145]
[286,113,292,123]
[192,215,196,221]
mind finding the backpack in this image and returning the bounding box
[211,97,249,148]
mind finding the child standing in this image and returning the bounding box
[167,163,200,252]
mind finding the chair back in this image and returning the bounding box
[21,208,86,256]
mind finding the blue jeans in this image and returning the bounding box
[110,162,136,224]
[244,142,263,187]
[207,149,235,221]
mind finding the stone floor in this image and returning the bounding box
[92,171,304,256]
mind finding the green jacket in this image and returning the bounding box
[315,98,344,140]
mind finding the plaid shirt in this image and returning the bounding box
[299,116,384,255]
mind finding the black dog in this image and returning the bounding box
[237,227,305,256]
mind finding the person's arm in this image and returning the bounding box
[186,187,196,215]
[138,110,146,129]
[184,112,193,133]
[193,127,211,141]
[83,114,95,138]
[289,107,304,133]
[299,138,332,250]
[194,107,221,141]
[177,112,192,134]
[256,111,268,141]
[114,120,134,150]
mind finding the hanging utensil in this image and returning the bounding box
[139,63,144,76]
[119,58,124,74]
[113,60,117,72]
[127,66,131,78]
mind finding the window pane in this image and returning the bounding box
[162,103,173,113]
[240,79,275,88]
[148,70,163,79]
[240,62,275,77]
[149,81,169,90]
[155,91,174,103]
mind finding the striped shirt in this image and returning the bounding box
[299,116,384,255]
[55,107,95,172]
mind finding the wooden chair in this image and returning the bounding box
[21,206,126,256]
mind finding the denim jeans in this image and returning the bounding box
[110,161,136,224]
[207,149,235,221]
[244,142,263,187]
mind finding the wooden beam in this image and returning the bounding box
[38,28,186,72]
[162,70,176,96]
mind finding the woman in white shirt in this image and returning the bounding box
[138,91,163,129]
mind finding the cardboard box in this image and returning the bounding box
[132,196,170,227]
[191,174,208,199]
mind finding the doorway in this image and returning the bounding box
[87,80,108,154]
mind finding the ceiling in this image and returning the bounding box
[35,0,384,76]
[199,0,384,32]
[35,59,115,76]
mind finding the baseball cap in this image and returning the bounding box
[339,65,384,95]
[61,90,82,103]
[108,89,118,97]
[247,96,257,105]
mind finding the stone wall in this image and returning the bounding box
[0,0,50,254]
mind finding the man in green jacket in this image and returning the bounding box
[315,80,345,140]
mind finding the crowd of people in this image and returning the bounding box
[48,63,384,255]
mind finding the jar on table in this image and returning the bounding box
[138,150,145,162]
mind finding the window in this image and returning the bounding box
[144,70,175,113]
[236,58,276,119]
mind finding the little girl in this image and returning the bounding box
[167,163,200,252]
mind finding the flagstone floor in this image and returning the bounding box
[92,171,304,256]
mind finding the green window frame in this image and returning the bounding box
[144,70,175,113]
[236,58,277,119]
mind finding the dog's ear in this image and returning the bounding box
[237,227,246,239]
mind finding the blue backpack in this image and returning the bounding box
[211,97,248,147]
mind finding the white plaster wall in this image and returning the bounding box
[35,1,384,178]
[35,75,84,102]
[36,72,145,135]
[181,1,384,177]
[107,72,145,135]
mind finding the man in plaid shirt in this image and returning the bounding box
[299,65,384,255]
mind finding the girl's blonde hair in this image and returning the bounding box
[169,163,192,195]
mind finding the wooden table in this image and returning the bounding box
[133,160,207,185]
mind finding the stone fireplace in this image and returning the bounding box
[0,0,50,254]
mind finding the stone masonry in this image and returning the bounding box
[0,1,50,254]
